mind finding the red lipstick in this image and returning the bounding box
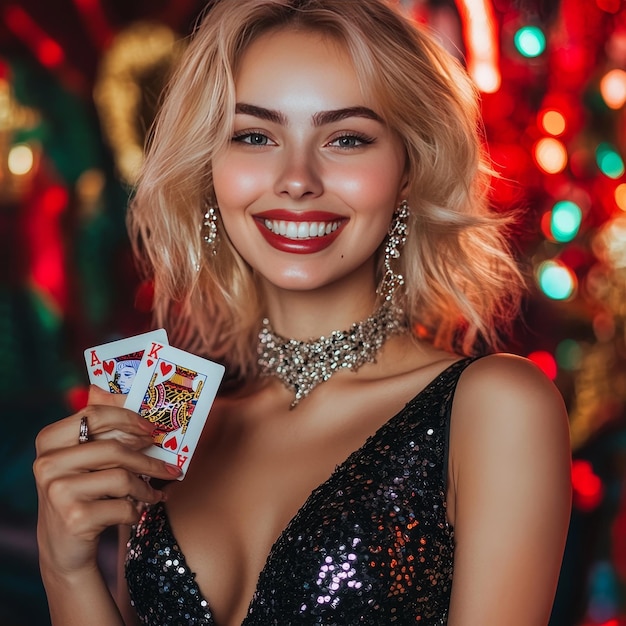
[253,210,346,255]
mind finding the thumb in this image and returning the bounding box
[87,384,126,408]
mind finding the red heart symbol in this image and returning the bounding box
[146,358,154,367]
[104,360,115,375]
[182,445,189,453]
[160,362,173,376]
[164,436,178,450]
[94,368,103,376]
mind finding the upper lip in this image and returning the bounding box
[254,209,345,222]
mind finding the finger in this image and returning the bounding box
[88,498,147,530]
[36,404,154,455]
[35,439,182,484]
[50,469,167,507]
[53,498,147,540]
[87,384,125,408]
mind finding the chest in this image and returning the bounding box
[125,391,455,626]
[164,397,387,612]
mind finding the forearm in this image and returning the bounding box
[41,562,125,626]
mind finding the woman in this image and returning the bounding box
[34,1,572,624]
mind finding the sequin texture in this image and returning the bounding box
[126,359,474,625]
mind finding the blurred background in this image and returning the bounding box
[0,0,625,624]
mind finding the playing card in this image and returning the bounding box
[124,342,225,479]
[84,329,169,394]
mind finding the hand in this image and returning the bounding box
[34,386,181,577]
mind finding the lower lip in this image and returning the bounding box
[254,219,344,254]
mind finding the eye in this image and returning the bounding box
[328,133,374,149]
[233,132,273,146]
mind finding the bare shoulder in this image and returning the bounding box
[449,353,571,485]
[454,353,569,429]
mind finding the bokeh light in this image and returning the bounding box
[572,460,604,511]
[537,260,577,300]
[534,138,568,174]
[3,5,65,69]
[541,211,556,241]
[527,350,558,379]
[615,183,626,211]
[456,0,501,94]
[593,312,616,342]
[551,200,582,242]
[514,25,546,58]
[539,109,567,136]
[596,143,625,179]
[41,185,68,216]
[472,61,501,93]
[594,215,626,268]
[600,69,626,109]
[556,339,583,370]
[7,143,34,175]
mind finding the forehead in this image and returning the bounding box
[234,28,376,112]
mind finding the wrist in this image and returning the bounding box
[40,558,103,591]
[41,564,124,626]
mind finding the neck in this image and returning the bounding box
[259,269,379,341]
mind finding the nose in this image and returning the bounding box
[274,148,323,200]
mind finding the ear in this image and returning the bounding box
[395,151,411,205]
[396,172,410,206]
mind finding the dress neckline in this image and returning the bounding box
[150,357,471,626]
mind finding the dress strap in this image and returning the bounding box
[442,356,482,492]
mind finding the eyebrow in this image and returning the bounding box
[234,103,383,126]
[235,103,286,124]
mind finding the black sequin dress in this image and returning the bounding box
[126,358,474,625]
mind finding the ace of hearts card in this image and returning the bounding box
[84,329,169,394]
[124,341,225,479]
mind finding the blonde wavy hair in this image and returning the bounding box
[128,0,524,380]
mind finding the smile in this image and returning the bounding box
[253,210,346,254]
[263,219,341,240]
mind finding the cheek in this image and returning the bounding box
[334,142,406,198]
[334,160,405,212]
[212,155,267,208]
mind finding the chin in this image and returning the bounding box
[255,267,338,293]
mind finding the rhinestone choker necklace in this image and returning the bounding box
[257,302,406,408]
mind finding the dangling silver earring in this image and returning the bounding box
[378,199,409,302]
[203,204,219,255]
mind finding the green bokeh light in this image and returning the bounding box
[551,201,582,242]
[514,26,546,58]
[537,261,576,300]
[556,339,583,370]
[596,143,625,179]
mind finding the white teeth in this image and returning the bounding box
[263,219,342,240]
[297,222,309,238]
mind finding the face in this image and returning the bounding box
[212,28,408,295]
[117,364,138,394]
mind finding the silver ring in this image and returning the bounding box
[78,416,89,444]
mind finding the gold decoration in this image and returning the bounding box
[93,22,182,185]
[0,76,41,202]
[569,216,626,450]
[569,342,626,450]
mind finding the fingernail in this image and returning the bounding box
[135,501,148,515]
[165,463,182,476]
